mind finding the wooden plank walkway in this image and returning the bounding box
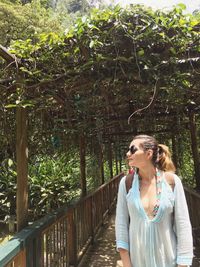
[79,211,120,267]
[79,211,200,267]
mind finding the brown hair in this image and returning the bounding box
[132,135,176,173]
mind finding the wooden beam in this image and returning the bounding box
[108,141,113,178]
[99,142,104,184]
[16,107,28,232]
[171,132,179,172]
[79,133,87,197]
[103,128,171,137]
[0,45,20,64]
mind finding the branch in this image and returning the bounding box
[0,45,20,66]
[128,78,159,124]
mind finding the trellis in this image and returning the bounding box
[1,5,200,230]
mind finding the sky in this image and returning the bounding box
[103,0,200,13]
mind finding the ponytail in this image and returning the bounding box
[157,144,176,173]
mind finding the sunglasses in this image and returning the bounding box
[128,145,138,154]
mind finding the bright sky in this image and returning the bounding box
[103,0,200,13]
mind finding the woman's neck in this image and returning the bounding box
[138,165,157,182]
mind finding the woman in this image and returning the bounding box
[115,135,193,267]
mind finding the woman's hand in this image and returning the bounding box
[118,248,132,267]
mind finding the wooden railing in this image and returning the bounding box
[0,173,123,267]
[185,186,200,228]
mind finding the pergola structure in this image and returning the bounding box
[0,5,200,231]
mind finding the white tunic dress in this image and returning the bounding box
[115,172,193,267]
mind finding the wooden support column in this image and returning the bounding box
[108,141,113,178]
[176,115,184,169]
[67,209,77,266]
[119,147,122,172]
[99,143,104,185]
[171,133,179,172]
[188,111,200,189]
[79,134,87,197]
[16,107,28,232]
[115,145,119,175]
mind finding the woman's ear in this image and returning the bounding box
[146,149,153,160]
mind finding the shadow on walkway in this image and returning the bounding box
[79,211,200,267]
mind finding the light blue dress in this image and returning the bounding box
[115,171,193,267]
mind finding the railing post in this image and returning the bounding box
[16,106,28,232]
[15,249,26,267]
[67,208,77,266]
[33,237,42,267]
[79,133,87,197]
[101,188,104,223]
[108,182,112,214]
[108,141,113,178]
[90,196,94,244]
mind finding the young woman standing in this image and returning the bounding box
[115,135,193,267]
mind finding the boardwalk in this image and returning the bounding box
[79,211,120,267]
[79,211,200,267]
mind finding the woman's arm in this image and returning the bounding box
[119,248,132,267]
[115,177,131,260]
[174,175,193,266]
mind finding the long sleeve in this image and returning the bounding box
[174,175,193,266]
[115,176,130,251]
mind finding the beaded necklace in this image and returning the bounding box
[139,169,162,218]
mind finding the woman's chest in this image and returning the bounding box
[127,179,174,220]
[140,185,158,217]
[140,186,157,213]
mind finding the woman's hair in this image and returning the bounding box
[132,135,176,173]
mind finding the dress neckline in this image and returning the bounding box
[136,170,164,222]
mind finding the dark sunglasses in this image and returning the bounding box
[128,145,138,154]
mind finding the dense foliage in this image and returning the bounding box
[0,151,116,220]
[0,0,63,47]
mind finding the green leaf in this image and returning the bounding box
[138,49,145,56]
[177,3,186,10]
[89,40,95,48]
[190,20,199,27]
[8,159,13,167]
[170,47,176,55]
[5,104,17,108]
[182,80,191,87]
[179,19,186,26]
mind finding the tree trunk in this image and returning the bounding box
[79,134,87,197]
[16,107,28,232]
[188,111,200,189]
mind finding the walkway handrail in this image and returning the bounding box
[0,173,123,267]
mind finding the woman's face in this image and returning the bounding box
[126,139,152,168]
